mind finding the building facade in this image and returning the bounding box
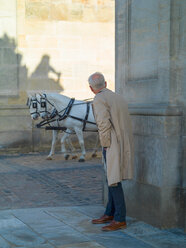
[0,0,114,153]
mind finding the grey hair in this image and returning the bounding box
[88,72,105,90]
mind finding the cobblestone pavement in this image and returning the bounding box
[0,152,103,210]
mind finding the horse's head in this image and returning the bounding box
[39,93,57,120]
[26,94,40,120]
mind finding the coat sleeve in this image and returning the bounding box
[93,97,112,148]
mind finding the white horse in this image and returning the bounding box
[27,94,78,160]
[38,93,98,162]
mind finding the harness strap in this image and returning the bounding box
[68,115,96,126]
[36,97,97,132]
[36,118,58,128]
[59,98,75,121]
[83,102,90,131]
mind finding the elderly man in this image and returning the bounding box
[88,72,134,231]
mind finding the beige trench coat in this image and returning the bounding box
[92,88,134,186]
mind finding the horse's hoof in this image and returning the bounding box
[47,157,52,160]
[92,153,97,158]
[72,155,78,159]
[79,158,85,162]
[65,154,70,160]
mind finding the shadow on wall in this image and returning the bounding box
[0,33,64,99]
[29,55,63,92]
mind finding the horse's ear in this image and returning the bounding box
[26,93,31,106]
[26,97,30,106]
[36,93,41,102]
[39,92,44,97]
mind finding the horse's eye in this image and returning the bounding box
[32,102,37,108]
[41,102,46,108]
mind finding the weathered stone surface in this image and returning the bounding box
[0,0,16,37]
[26,1,50,21]
[0,214,46,247]
[1,228,46,247]
[58,242,105,248]
[0,236,10,248]
[0,0,114,152]
[131,115,182,136]
[25,0,114,22]
[92,232,154,248]
[122,180,162,227]
[0,65,18,96]
[138,231,186,248]
[115,0,186,230]
[129,0,158,81]
[2,48,17,64]
[116,0,172,105]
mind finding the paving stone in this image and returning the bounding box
[38,224,90,246]
[45,207,105,235]
[122,221,161,236]
[0,236,11,248]
[12,208,64,228]
[46,207,91,221]
[0,216,25,230]
[0,227,46,247]
[18,244,55,248]
[138,231,186,248]
[57,241,106,248]
[73,205,105,218]
[167,228,186,236]
[90,232,155,248]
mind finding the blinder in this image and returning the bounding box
[32,102,37,109]
[41,101,46,108]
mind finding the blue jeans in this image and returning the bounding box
[103,148,126,222]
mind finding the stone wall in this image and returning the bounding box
[115,0,186,229]
[0,0,114,152]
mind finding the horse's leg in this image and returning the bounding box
[92,133,99,158]
[65,132,77,160]
[74,128,86,162]
[47,130,58,160]
[61,131,71,160]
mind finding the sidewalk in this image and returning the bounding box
[0,153,185,247]
[0,205,185,248]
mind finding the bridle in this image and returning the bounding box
[26,97,40,117]
[39,93,58,119]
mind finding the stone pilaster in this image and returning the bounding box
[115,0,186,229]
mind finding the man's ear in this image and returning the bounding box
[105,81,107,88]
[89,85,95,94]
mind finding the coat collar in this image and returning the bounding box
[97,88,108,94]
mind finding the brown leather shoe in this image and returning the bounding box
[102,220,127,231]
[92,215,114,224]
